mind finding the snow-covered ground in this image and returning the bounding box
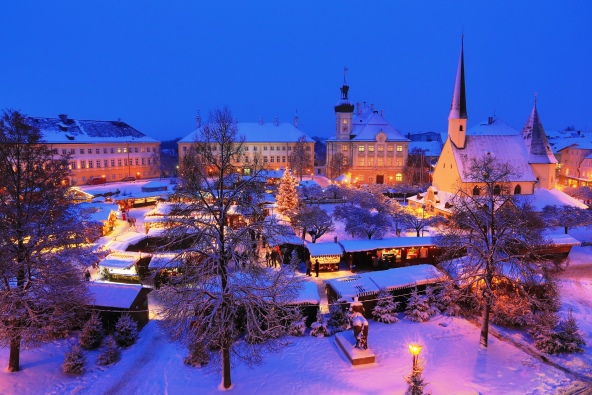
[1,204,591,394]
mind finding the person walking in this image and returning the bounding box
[265,251,270,267]
[306,258,312,276]
[314,259,320,277]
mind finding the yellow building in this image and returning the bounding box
[325,79,409,185]
[557,142,592,187]
[178,114,314,176]
[33,114,160,185]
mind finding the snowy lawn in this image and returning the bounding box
[0,308,574,395]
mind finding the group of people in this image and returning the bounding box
[306,258,320,277]
[265,247,281,268]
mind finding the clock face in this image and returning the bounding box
[342,125,348,132]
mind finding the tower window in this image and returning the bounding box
[459,125,463,131]
[472,186,480,196]
[514,185,521,195]
[493,185,501,195]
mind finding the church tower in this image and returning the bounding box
[448,38,468,149]
[334,68,354,140]
[522,96,557,189]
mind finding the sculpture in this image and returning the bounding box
[349,298,369,350]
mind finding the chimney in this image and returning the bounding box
[371,103,375,112]
[259,116,263,125]
[381,109,384,118]
[294,112,299,128]
[274,116,279,126]
[58,114,68,124]
[196,111,201,128]
[488,116,493,125]
[356,102,362,115]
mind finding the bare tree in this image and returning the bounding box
[541,205,592,234]
[435,154,547,347]
[157,107,302,389]
[0,110,95,372]
[290,135,312,181]
[402,205,445,237]
[327,152,350,180]
[291,205,334,243]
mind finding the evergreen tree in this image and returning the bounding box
[96,336,121,366]
[327,304,350,333]
[288,315,307,337]
[424,286,441,318]
[555,309,586,353]
[79,313,104,350]
[405,288,430,323]
[276,170,299,215]
[309,309,331,337]
[372,289,399,324]
[532,309,585,354]
[62,345,86,375]
[405,361,429,395]
[434,281,461,317]
[113,315,138,348]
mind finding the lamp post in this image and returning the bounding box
[408,343,422,373]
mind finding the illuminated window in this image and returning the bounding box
[118,148,122,153]
[377,145,384,152]
[395,173,402,182]
[342,145,348,151]
[377,158,384,166]
[396,158,403,166]
[368,146,374,152]
[396,145,403,152]
[358,158,365,166]
[368,158,374,166]
[387,145,393,152]
[358,145,365,152]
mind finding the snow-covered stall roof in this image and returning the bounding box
[88,282,145,308]
[141,181,168,192]
[326,264,445,301]
[291,281,321,305]
[547,234,581,247]
[99,252,142,270]
[105,232,148,251]
[305,242,343,257]
[148,253,181,269]
[339,237,436,253]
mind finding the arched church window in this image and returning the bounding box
[493,185,501,195]
[472,186,480,196]
[459,125,463,131]
[514,185,521,195]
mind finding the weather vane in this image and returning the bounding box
[344,66,348,84]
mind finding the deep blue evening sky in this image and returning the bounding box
[1,1,590,141]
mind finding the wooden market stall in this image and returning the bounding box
[304,241,343,271]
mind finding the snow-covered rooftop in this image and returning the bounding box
[179,122,313,144]
[292,281,321,305]
[104,232,148,252]
[304,241,343,257]
[99,252,142,269]
[87,282,145,308]
[31,116,158,144]
[339,237,435,253]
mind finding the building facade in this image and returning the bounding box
[33,114,160,185]
[325,81,409,184]
[557,142,592,187]
[178,114,314,176]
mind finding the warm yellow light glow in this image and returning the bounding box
[408,344,422,356]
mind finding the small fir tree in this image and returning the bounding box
[372,289,399,324]
[276,171,299,215]
[288,315,307,337]
[309,309,331,337]
[434,281,461,317]
[96,336,121,366]
[405,288,430,323]
[555,309,586,353]
[327,304,350,333]
[62,345,86,375]
[79,313,104,350]
[424,286,441,318]
[184,341,210,367]
[113,315,138,348]
[405,361,429,395]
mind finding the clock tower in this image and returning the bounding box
[334,69,354,140]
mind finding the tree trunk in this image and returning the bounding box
[8,334,20,372]
[222,345,231,389]
[564,226,568,234]
[480,295,491,348]
[416,230,420,237]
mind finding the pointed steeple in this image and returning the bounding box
[449,37,467,120]
[522,94,556,164]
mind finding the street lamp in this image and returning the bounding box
[408,343,422,373]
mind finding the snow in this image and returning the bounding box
[340,237,435,253]
[292,281,321,305]
[88,282,144,309]
[179,122,314,143]
[520,187,589,210]
[304,241,343,257]
[104,231,148,252]
[98,252,141,270]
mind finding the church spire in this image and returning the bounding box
[449,36,467,120]
[448,37,468,149]
[522,94,556,164]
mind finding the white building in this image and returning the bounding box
[33,114,160,185]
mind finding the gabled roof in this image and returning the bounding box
[329,105,408,142]
[521,101,557,164]
[30,116,158,144]
[179,122,313,144]
[467,118,519,136]
[452,134,537,183]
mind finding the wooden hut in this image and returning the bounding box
[87,282,151,330]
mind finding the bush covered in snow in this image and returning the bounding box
[372,289,399,324]
[62,345,86,375]
[491,293,532,327]
[288,316,307,337]
[79,313,104,350]
[405,288,430,323]
[327,304,350,333]
[533,309,586,355]
[184,341,209,367]
[424,286,441,318]
[309,309,331,337]
[114,315,138,348]
[96,336,121,366]
[434,281,461,316]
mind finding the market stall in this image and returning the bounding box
[304,241,343,271]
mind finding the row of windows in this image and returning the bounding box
[70,158,152,169]
[345,145,403,153]
[77,170,158,182]
[354,173,403,182]
[357,158,403,167]
[55,146,157,155]
[261,156,291,163]
[181,145,311,152]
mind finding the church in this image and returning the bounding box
[409,40,585,214]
